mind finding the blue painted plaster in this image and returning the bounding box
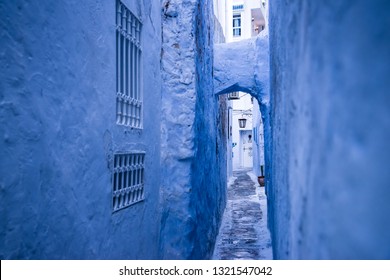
[0,0,162,259]
[159,0,227,259]
[269,0,390,259]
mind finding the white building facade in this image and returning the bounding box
[214,0,267,42]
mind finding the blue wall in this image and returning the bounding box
[269,0,390,259]
[0,0,162,259]
[159,0,227,259]
[191,0,227,259]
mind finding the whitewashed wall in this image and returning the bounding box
[231,93,253,169]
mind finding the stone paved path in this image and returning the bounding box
[212,169,273,260]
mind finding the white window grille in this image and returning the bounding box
[112,152,145,212]
[116,0,142,128]
[233,14,241,37]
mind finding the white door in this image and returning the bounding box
[241,130,253,168]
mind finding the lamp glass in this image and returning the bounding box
[238,118,247,128]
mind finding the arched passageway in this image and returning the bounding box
[213,34,273,203]
[212,33,274,259]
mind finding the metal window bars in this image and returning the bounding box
[116,0,142,128]
[112,152,145,212]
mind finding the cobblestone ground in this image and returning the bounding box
[212,169,273,260]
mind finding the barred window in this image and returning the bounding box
[233,14,241,37]
[112,152,145,212]
[116,0,142,128]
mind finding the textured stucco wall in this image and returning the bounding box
[269,0,390,259]
[0,0,162,259]
[160,0,227,259]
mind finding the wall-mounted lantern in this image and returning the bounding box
[238,118,247,128]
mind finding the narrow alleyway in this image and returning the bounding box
[212,169,272,260]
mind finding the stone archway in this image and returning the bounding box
[213,34,269,102]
